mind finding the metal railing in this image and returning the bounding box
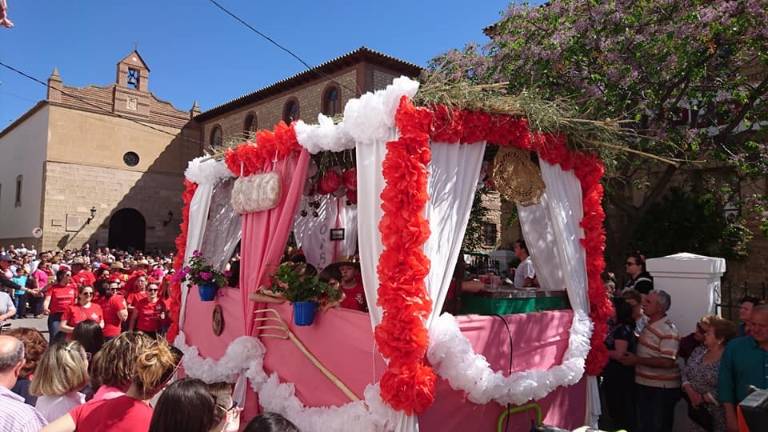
[716,280,768,319]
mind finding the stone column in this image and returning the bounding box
[646,252,726,335]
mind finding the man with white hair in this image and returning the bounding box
[0,335,47,431]
[618,289,680,432]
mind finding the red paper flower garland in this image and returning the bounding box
[531,134,612,374]
[375,97,436,415]
[377,99,612,414]
[225,121,300,177]
[425,104,611,376]
[167,179,198,343]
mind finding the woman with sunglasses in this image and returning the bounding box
[60,285,104,337]
[96,280,128,340]
[623,252,653,295]
[44,269,78,341]
[129,282,168,338]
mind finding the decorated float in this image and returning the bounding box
[168,77,614,431]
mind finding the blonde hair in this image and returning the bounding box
[134,339,180,398]
[30,341,88,396]
[90,331,154,390]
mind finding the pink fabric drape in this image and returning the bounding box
[240,149,310,334]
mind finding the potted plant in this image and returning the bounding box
[270,262,342,326]
[181,250,228,302]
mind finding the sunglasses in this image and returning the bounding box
[81,292,94,297]
[148,289,159,292]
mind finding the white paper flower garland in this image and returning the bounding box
[294,76,420,153]
[174,332,398,432]
[175,310,591,431]
[185,157,233,186]
[427,311,593,406]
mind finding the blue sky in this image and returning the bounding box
[0,0,520,126]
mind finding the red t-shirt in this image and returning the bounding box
[126,291,147,308]
[339,282,367,311]
[99,294,127,337]
[62,303,104,327]
[69,395,153,432]
[72,270,96,288]
[134,297,167,332]
[45,284,77,314]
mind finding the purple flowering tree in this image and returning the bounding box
[427,0,768,266]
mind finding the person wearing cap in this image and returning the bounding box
[71,258,96,288]
[0,254,22,295]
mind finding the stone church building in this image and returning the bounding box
[0,51,201,251]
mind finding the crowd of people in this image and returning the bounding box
[0,244,302,432]
[0,331,300,431]
[600,253,766,432]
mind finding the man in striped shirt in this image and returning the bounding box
[618,289,681,432]
[0,335,47,431]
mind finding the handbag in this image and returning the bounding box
[683,392,714,431]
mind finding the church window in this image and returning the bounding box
[123,152,140,167]
[283,99,300,123]
[322,86,341,116]
[15,175,22,207]
[244,113,257,137]
[127,68,140,90]
[210,125,223,148]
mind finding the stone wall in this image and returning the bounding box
[41,161,183,251]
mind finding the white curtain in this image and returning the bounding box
[518,160,599,425]
[293,195,358,271]
[356,134,390,330]
[424,141,486,327]
[179,158,233,329]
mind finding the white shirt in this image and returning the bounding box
[0,292,13,315]
[35,392,85,422]
[514,257,536,288]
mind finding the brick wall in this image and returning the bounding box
[201,68,359,147]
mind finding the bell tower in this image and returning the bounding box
[113,50,151,118]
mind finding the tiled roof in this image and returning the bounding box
[194,46,422,122]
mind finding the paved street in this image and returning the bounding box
[4,316,49,340]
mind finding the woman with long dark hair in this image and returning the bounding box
[72,320,105,358]
[149,378,226,432]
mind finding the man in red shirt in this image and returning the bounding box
[99,281,128,339]
[71,257,96,288]
[337,261,367,312]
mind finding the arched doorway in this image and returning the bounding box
[108,208,146,251]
